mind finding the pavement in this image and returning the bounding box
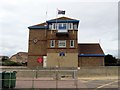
[78,76,118,80]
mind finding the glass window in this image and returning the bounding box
[50,40,55,47]
[74,24,77,30]
[58,23,67,30]
[70,40,74,47]
[49,24,52,30]
[58,40,66,47]
[68,23,73,30]
[52,23,56,30]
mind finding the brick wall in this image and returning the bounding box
[28,29,47,68]
[78,57,104,67]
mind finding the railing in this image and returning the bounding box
[1,69,78,89]
[0,66,119,89]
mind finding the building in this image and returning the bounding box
[28,16,104,68]
[10,52,28,63]
[78,43,104,67]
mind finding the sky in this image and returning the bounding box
[0,0,119,58]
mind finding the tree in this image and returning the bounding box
[104,54,117,66]
[2,56,9,61]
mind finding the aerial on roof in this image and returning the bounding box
[28,16,79,29]
[78,43,104,56]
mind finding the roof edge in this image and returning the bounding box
[78,43,100,45]
[28,26,48,29]
[79,54,105,57]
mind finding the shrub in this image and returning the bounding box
[2,60,23,66]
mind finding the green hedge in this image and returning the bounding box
[2,60,23,66]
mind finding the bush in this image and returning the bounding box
[104,54,117,66]
[2,60,23,66]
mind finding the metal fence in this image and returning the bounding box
[0,66,119,89]
[1,68,78,89]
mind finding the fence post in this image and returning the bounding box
[32,70,34,88]
[74,70,78,89]
[56,68,58,89]
[36,67,38,78]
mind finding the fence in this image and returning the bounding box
[1,68,78,89]
[0,66,119,89]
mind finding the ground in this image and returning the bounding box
[15,77,119,89]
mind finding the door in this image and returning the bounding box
[43,56,47,68]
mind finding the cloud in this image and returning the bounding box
[105,49,118,57]
[0,1,118,57]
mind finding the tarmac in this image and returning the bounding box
[14,76,119,89]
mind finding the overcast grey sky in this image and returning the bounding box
[0,0,119,57]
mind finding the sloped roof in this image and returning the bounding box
[49,16,77,21]
[28,16,79,29]
[46,16,79,23]
[78,43,104,56]
[28,22,47,29]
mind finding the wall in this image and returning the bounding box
[78,57,104,67]
[78,66,118,77]
[28,56,43,68]
[46,30,78,53]
[47,53,78,68]
[46,30,78,68]
[46,30,78,40]
[1,66,119,78]
[28,29,47,68]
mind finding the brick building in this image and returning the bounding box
[78,43,104,67]
[28,16,104,68]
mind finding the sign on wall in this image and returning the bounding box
[59,52,65,56]
[37,57,43,64]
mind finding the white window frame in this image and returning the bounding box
[49,24,52,30]
[58,40,66,48]
[74,24,77,30]
[70,40,74,48]
[52,23,56,30]
[68,23,73,30]
[57,23,67,32]
[50,40,55,48]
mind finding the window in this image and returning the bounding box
[49,24,52,30]
[70,40,74,47]
[58,40,66,47]
[74,24,77,30]
[50,40,55,47]
[58,23,67,32]
[68,23,73,30]
[52,23,56,30]
[58,23,67,30]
